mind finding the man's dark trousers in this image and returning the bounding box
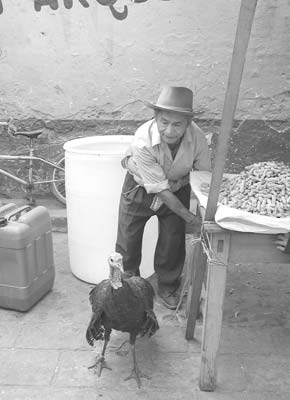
[115,172,190,289]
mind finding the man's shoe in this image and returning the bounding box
[158,286,180,310]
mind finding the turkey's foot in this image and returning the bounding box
[124,365,150,389]
[88,355,112,377]
[115,340,130,356]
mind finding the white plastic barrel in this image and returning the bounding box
[64,136,157,284]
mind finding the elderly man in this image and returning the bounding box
[115,86,211,309]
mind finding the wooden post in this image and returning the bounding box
[197,0,258,391]
[186,0,258,391]
[186,0,258,336]
[198,227,230,391]
[199,256,228,391]
[205,0,258,221]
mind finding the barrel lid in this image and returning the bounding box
[63,135,133,155]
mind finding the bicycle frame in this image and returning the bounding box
[0,134,65,204]
[0,121,66,204]
[0,155,64,186]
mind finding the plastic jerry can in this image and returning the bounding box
[0,204,55,311]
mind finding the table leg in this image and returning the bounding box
[199,258,227,391]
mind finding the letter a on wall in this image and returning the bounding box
[34,0,59,11]
[34,0,90,11]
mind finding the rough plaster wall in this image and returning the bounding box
[240,0,290,120]
[0,0,289,122]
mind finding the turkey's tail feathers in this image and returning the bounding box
[86,312,104,346]
[140,310,159,338]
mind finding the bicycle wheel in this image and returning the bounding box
[50,154,66,205]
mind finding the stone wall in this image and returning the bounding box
[0,0,289,199]
[0,0,290,121]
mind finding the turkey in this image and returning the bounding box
[86,252,159,388]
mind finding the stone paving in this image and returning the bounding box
[1,198,290,399]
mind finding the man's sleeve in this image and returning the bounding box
[120,145,133,169]
[133,145,170,194]
[193,130,212,172]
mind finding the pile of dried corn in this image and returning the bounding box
[219,161,290,218]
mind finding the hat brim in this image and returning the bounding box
[145,101,194,116]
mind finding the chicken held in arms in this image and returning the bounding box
[86,252,159,388]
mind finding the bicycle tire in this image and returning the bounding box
[50,154,66,205]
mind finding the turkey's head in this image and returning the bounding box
[108,252,124,290]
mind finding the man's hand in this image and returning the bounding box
[184,212,199,225]
[274,233,290,252]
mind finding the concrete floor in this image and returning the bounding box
[1,198,290,399]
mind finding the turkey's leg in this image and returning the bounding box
[89,333,112,377]
[124,342,150,388]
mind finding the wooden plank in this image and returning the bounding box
[199,257,228,391]
[203,221,290,264]
[209,231,231,266]
[205,0,258,221]
[185,235,198,317]
[185,240,207,340]
[228,233,290,264]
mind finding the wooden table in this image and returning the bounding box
[185,213,290,391]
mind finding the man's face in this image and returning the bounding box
[156,111,189,146]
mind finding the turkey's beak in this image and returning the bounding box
[115,261,123,272]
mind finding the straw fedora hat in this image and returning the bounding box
[146,86,194,116]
